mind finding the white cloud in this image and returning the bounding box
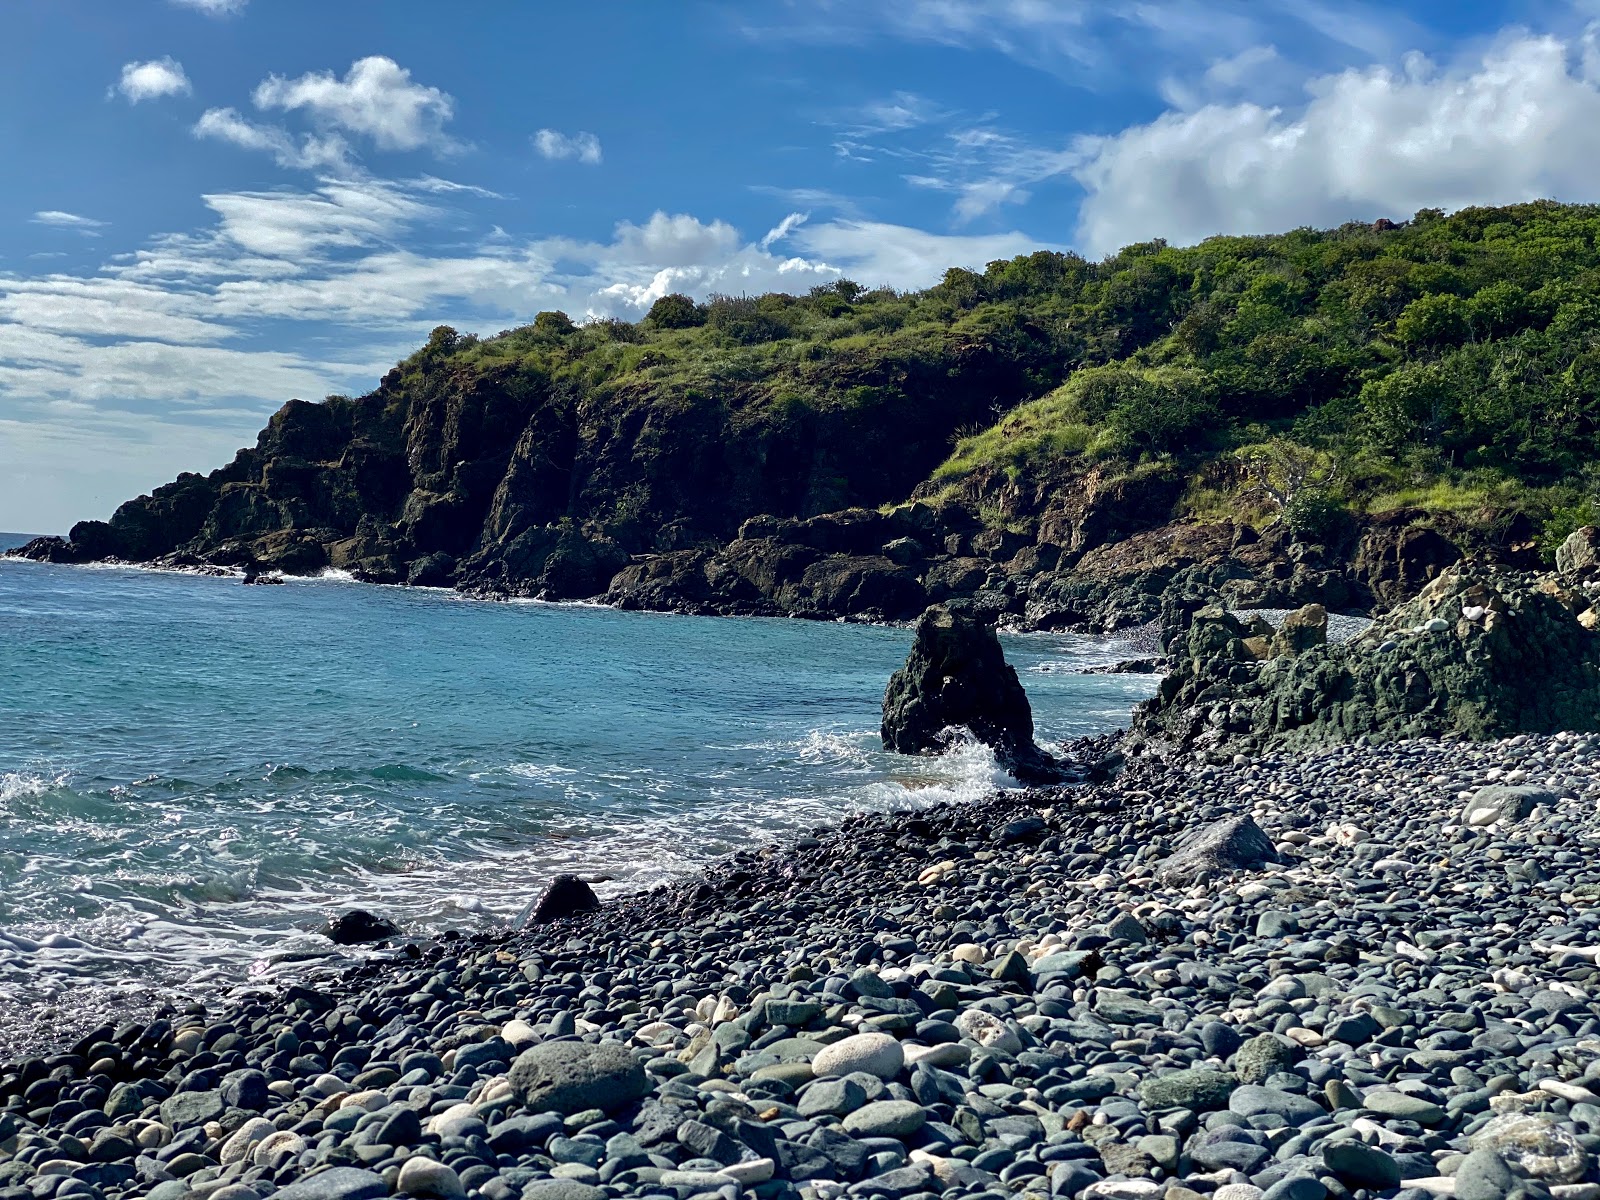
[253,57,457,153]
[169,0,246,15]
[193,107,351,171]
[115,58,192,104]
[1072,29,1600,255]
[533,129,603,165]
[31,211,107,235]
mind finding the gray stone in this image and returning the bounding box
[1159,815,1281,883]
[841,1100,927,1139]
[1321,1139,1401,1190]
[507,1041,649,1115]
[1139,1069,1238,1111]
[273,1168,388,1200]
[1461,784,1553,826]
[1228,1086,1325,1125]
[1234,1034,1297,1083]
[1455,1148,1518,1200]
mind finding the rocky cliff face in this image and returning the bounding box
[10,326,1541,631]
[1134,562,1600,758]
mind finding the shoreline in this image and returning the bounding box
[2,732,1597,1200]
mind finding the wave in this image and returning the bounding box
[0,769,69,806]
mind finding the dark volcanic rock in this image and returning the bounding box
[882,604,1072,784]
[322,910,400,944]
[525,873,601,925]
[1136,564,1600,757]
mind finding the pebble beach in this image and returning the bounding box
[3,730,1599,1200]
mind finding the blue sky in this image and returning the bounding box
[5,0,1600,532]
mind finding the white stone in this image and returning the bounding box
[251,1130,307,1168]
[1086,1182,1164,1199]
[954,1009,1023,1054]
[500,1019,539,1047]
[951,943,987,965]
[722,1158,776,1184]
[427,1102,482,1137]
[397,1156,466,1199]
[339,1089,388,1111]
[220,1118,276,1166]
[1541,1078,1600,1105]
[1214,1187,1267,1200]
[811,1032,904,1080]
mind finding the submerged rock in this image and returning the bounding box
[322,910,400,945]
[881,604,1073,784]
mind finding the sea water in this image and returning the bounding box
[0,537,1157,1045]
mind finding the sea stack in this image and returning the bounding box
[881,603,1072,785]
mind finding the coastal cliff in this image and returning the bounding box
[20,201,1600,629]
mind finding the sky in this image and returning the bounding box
[7,1,1600,532]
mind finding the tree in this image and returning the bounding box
[645,293,705,329]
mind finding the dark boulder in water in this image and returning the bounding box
[881,604,1073,785]
[525,873,601,926]
[322,910,401,945]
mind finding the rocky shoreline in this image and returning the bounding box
[3,730,1599,1200]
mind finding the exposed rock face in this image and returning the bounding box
[1136,564,1600,757]
[881,605,1072,784]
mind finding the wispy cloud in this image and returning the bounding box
[744,0,1430,85]
[114,58,192,104]
[533,129,603,165]
[169,0,247,16]
[31,211,108,236]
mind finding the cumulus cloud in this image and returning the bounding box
[253,57,457,153]
[169,0,246,15]
[1072,30,1600,255]
[533,129,603,165]
[115,58,192,104]
[31,211,107,235]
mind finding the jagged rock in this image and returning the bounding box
[1557,525,1600,577]
[322,911,400,945]
[1158,815,1282,883]
[525,874,600,925]
[1272,604,1327,656]
[881,605,1072,785]
[1136,564,1600,757]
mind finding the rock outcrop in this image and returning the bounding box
[1135,564,1600,757]
[881,605,1073,784]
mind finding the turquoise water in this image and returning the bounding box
[0,539,1156,1031]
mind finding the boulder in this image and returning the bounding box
[1159,815,1281,883]
[881,604,1072,785]
[1460,784,1553,827]
[1557,525,1600,577]
[507,1041,649,1115]
[1271,604,1327,656]
[321,911,400,945]
[523,874,600,926]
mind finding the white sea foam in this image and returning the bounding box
[0,770,66,806]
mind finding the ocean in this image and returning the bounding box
[0,538,1157,1046]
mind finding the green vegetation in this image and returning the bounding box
[387,201,1600,554]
